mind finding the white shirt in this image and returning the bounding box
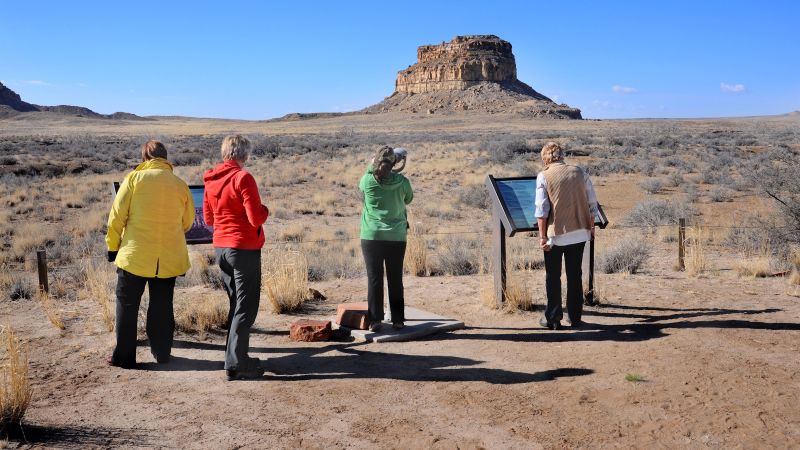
[534,167,598,247]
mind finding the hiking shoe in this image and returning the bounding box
[226,366,265,381]
[369,322,383,332]
[392,322,405,331]
[538,316,562,330]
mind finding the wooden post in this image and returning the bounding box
[36,249,49,294]
[677,218,686,271]
[492,205,507,308]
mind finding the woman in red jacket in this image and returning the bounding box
[203,135,269,381]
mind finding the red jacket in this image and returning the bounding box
[203,161,268,250]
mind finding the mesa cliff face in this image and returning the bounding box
[363,35,581,119]
[395,35,517,94]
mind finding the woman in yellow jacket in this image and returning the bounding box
[105,140,194,368]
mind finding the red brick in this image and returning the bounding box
[336,302,369,330]
[289,319,332,342]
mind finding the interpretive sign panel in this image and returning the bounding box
[485,174,609,307]
[112,182,213,245]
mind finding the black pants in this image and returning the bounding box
[543,241,586,325]
[217,248,261,371]
[361,240,406,324]
[112,269,176,367]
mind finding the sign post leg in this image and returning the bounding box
[492,206,506,308]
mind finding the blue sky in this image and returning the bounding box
[2,1,798,119]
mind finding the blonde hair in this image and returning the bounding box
[141,140,168,161]
[221,135,251,162]
[541,141,564,166]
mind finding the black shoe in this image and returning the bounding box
[539,316,562,330]
[369,322,383,332]
[392,322,405,330]
[226,366,265,381]
[151,352,170,364]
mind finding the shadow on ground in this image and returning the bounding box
[3,423,157,448]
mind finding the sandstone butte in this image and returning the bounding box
[361,35,582,119]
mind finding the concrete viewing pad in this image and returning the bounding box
[337,307,465,343]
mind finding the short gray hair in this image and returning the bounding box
[221,135,251,162]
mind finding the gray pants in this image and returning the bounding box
[216,248,261,370]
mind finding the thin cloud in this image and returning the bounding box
[720,82,745,93]
[20,80,55,87]
[612,85,638,94]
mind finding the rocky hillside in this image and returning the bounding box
[0,81,149,120]
[362,35,581,119]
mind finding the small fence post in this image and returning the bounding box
[677,218,686,271]
[36,249,49,294]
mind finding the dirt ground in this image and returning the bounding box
[3,260,799,448]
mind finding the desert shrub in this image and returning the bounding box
[636,159,656,177]
[456,184,490,210]
[483,139,537,164]
[682,183,699,203]
[0,327,32,432]
[305,241,363,281]
[725,217,793,271]
[586,159,634,176]
[756,149,800,245]
[7,275,34,301]
[707,187,734,202]
[263,247,310,313]
[623,199,696,228]
[599,239,651,274]
[639,178,664,195]
[431,237,485,276]
[666,171,684,188]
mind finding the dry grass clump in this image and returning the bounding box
[37,291,65,330]
[263,247,310,314]
[599,239,651,274]
[5,273,34,301]
[503,278,536,312]
[404,224,430,276]
[279,223,307,243]
[81,260,116,331]
[174,291,228,334]
[686,227,708,276]
[790,252,800,286]
[0,327,32,432]
[430,236,486,276]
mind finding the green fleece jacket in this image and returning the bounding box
[359,168,413,241]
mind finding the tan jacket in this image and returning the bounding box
[542,162,594,237]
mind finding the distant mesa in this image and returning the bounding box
[0,81,149,120]
[361,35,582,119]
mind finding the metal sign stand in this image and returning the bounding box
[486,174,607,307]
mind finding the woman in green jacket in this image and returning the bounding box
[359,146,413,331]
[105,140,195,368]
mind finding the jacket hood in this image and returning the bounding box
[135,158,173,172]
[204,160,241,199]
[365,167,406,191]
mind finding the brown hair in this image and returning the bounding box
[141,140,168,161]
[371,146,397,183]
[540,141,564,166]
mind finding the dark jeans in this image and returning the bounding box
[543,241,586,325]
[112,269,176,367]
[361,239,406,324]
[217,248,261,371]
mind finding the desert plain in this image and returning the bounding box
[0,110,799,449]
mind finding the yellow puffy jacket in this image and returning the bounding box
[106,158,194,278]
